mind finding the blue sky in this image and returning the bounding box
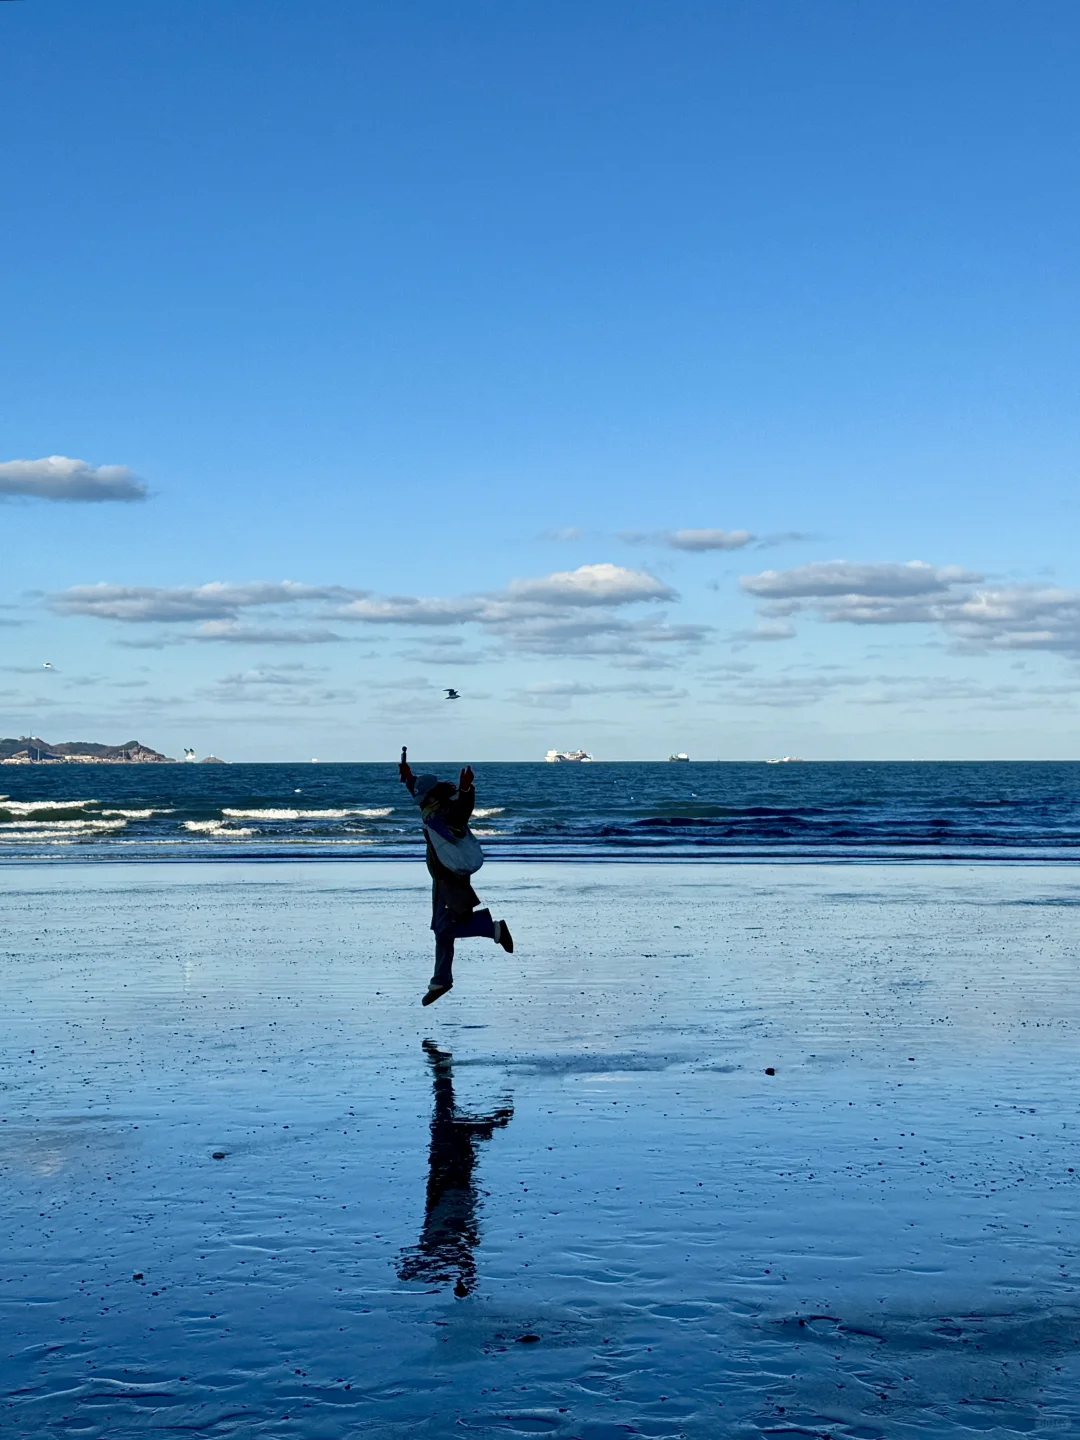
[3,0,1080,760]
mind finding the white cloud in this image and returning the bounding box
[192,623,347,644]
[367,675,438,692]
[211,665,327,689]
[50,563,700,661]
[195,664,356,707]
[339,596,485,626]
[730,620,797,643]
[741,560,981,600]
[703,665,1080,711]
[514,679,688,709]
[50,581,364,623]
[738,560,1080,659]
[489,615,709,657]
[338,563,692,658]
[622,528,754,551]
[667,528,754,552]
[943,587,1080,655]
[399,646,492,665]
[0,456,147,502]
[505,563,675,606]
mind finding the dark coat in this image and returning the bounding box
[421,786,480,926]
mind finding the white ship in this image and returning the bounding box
[544,749,593,763]
[765,755,803,764]
[668,752,690,762]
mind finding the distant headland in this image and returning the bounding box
[0,737,224,765]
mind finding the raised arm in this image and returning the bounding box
[448,765,475,823]
[399,746,416,794]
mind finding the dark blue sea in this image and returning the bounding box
[2,761,1080,862]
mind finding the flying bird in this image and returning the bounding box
[42,662,53,669]
[444,687,460,700]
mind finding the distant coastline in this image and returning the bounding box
[1,736,173,765]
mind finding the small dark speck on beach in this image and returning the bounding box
[212,1152,226,1160]
[132,1273,143,1281]
[517,1334,541,1344]
[765,1067,776,1076]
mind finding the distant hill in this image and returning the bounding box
[0,736,172,764]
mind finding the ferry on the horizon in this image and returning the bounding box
[766,755,804,764]
[668,752,690,762]
[544,749,593,763]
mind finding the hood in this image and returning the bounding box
[412,773,442,806]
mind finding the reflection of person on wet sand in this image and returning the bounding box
[397,1040,513,1298]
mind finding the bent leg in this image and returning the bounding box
[448,907,496,942]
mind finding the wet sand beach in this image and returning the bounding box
[2,860,1079,1437]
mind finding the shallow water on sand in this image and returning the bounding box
[2,861,1080,1437]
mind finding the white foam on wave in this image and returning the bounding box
[0,799,100,816]
[101,808,174,819]
[472,807,505,818]
[182,820,256,837]
[0,818,128,833]
[471,827,504,837]
[220,807,394,821]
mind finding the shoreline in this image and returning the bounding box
[4,847,1080,867]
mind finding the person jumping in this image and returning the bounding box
[399,748,513,1006]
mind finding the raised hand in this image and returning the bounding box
[459,765,475,792]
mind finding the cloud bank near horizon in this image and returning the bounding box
[47,554,1080,674]
[739,559,1080,657]
[49,564,702,663]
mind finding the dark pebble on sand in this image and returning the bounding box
[132,1273,143,1281]
[212,1152,226,1160]
[765,1067,776,1076]
[516,1334,541,1344]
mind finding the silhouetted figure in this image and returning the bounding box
[399,749,514,1005]
[397,1040,513,1298]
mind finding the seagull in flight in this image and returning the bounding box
[42,662,54,670]
[444,687,460,700]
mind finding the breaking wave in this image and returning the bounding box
[3,762,1080,861]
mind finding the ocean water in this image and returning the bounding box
[2,761,1080,862]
